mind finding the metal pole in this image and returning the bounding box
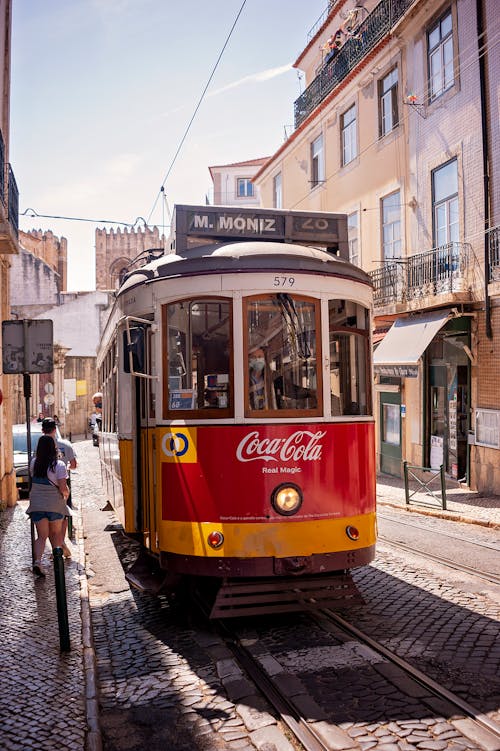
[440,465,447,510]
[52,547,71,652]
[403,461,410,505]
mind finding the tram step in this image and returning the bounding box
[125,550,179,596]
[209,573,364,619]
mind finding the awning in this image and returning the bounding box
[374,310,454,368]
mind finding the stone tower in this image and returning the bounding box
[95,226,164,290]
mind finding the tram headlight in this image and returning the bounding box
[271,483,303,516]
[346,525,360,541]
[207,531,224,549]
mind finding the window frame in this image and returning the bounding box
[427,9,454,102]
[236,177,254,198]
[310,133,325,188]
[432,158,459,247]
[381,190,402,260]
[348,211,359,266]
[162,296,234,420]
[328,300,372,418]
[378,67,399,137]
[244,293,322,418]
[341,104,357,166]
[273,172,282,208]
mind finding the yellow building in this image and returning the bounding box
[255,0,500,493]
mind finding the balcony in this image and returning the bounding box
[0,127,19,254]
[294,0,417,128]
[370,242,472,315]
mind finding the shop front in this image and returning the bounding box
[374,309,471,482]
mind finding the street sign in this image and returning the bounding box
[2,319,54,374]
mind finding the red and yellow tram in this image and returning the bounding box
[97,205,376,616]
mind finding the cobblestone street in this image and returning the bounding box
[1,438,499,751]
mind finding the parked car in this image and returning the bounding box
[13,422,62,496]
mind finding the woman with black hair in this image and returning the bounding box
[26,434,70,576]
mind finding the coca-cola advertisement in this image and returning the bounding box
[161,423,375,523]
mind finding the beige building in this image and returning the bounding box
[207,157,269,207]
[255,0,500,494]
[0,0,20,508]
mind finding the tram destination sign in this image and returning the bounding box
[172,205,348,256]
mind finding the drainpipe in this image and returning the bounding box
[476,0,492,338]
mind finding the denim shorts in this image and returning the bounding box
[30,511,65,522]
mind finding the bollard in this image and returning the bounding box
[403,461,410,506]
[52,547,71,652]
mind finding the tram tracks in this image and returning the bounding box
[213,608,500,751]
[377,534,500,585]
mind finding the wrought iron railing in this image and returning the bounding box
[406,242,470,300]
[370,242,471,307]
[295,0,417,128]
[370,261,405,307]
[489,226,500,281]
[8,164,19,238]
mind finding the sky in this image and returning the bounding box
[11,0,326,291]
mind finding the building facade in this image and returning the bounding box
[0,0,19,508]
[255,0,500,493]
[207,158,270,207]
[10,231,113,438]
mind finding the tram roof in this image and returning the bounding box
[117,239,372,296]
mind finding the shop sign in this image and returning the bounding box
[374,364,418,378]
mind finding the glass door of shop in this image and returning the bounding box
[380,390,402,476]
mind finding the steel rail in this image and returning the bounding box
[315,609,500,740]
[377,535,500,585]
[378,512,500,551]
[215,618,331,751]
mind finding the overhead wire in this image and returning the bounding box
[146,0,247,225]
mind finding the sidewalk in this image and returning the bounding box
[1,443,499,751]
[377,471,500,529]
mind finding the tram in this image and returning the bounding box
[97,204,376,617]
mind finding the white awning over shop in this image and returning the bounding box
[374,310,454,367]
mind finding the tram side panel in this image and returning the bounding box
[157,422,376,576]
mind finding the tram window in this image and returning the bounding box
[329,300,371,416]
[245,294,321,416]
[164,299,232,416]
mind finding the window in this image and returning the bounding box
[432,159,458,246]
[329,300,371,416]
[245,294,320,416]
[310,134,324,188]
[273,172,282,208]
[237,178,254,198]
[475,408,500,449]
[164,298,232,416]
[381,191,401,260]
[341,105,357,166]
[348,212,359,266]
[379,67,399,136]
[428,10,454,101]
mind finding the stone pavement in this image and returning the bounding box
[1,438,499,750]
[377,470,500,529]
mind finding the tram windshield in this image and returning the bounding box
[329,299,371,416]
[165,298,232,414]
[245,294,320,416]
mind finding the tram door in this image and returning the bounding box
[128,324,157,551]
[379,389,402,476]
